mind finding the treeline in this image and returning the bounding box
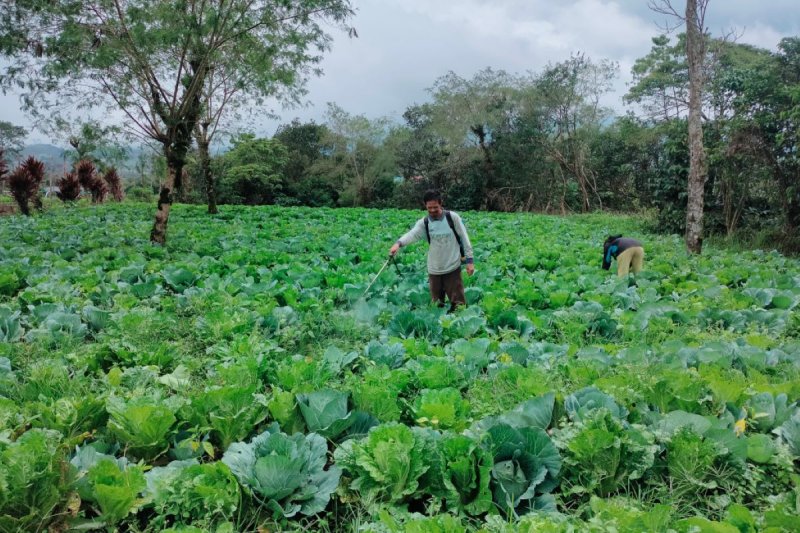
[175,35,799,249]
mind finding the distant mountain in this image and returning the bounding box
[11,141,229,180]
[13,143,142,179]
[15,144,68,173]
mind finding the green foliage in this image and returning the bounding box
[0,429,69,532]
[216,135,289,205]
[1,204,800,530]
[350,367,410,422]
[107,396,176,461]
[222,423,340,518]
[558,409,657,498]
[775,411,800,457]
[185,385,268,451]
[435,434,493,516]
[334,422,430,507]
[565,387,627,422]
[86,458,147,526]
[413,388,470,431]
[296,389,355,439]
[146,461,240,529]
[0,307,22,342]
[484,423,561,516]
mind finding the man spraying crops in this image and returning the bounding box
[602,234,644,277]
[389,190,474,311]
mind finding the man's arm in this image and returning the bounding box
[453,213,475,275]
[452,213,474,262]
[604,245,617,268]
[390,218,425,255]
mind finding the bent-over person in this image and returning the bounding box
[602,235,644,277]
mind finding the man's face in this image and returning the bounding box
[425,199,443,219]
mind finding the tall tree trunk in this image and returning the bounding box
[149,51,206,244]
[151,144,180,244]
[684,0,708,254]
[778,167,800,233]
[195,124,218,215]
[472,124,495,210]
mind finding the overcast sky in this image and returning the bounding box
[2,0,798,145]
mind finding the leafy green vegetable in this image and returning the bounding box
[558,409,656,498]
[222,422,340,517]
[86,458,147,526]
[186,385,268,450]
[746,434,776,463]
[775,411,800,457]
[0,429,68,532]
[267,388,306,435]
[437,434,493,516]
[0,306,22,342]
[485,423,561,516]
[296,389,355,439]
[565,387,627,422]
[145,461,240,529]
[334,422,429,506]
[364,341,406,369]
[413,388,470,431]
[107,396,176,461]
[746,392,796,433]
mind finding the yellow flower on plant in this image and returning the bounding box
[734,418,746,436]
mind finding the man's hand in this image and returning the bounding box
[389,242,400,256]
[466,263,475,276]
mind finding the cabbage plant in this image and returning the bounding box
[222,423,340,517]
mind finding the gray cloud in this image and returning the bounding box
[1,0,796,143]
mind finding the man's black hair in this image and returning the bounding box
[423,189,442,204]
[604,234,623,245]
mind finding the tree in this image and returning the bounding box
[0,148,7,187]
[0,122,26,195]
[323,103,395,207]
[216,134,288,205]
[723,37,800,244]
[427,68,518,209]
[104,168,125,202]
[394,103,471,207]
[590,115,664,209]
[626,35,689,121]
[649,0,710,253]
[685,0,710,253]
[273,119,339,206]
[0,0,354,243]
[0,121,27,156]
[524,55,618,212]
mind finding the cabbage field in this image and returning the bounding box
[1,204,799,532]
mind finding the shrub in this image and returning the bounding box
[103,167,125,201]
[7,156,45,215]
[76,159,107,203]
[56,172,81,202]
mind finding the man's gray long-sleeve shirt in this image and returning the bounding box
[397,211,474,275]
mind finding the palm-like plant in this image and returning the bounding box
[56,171,82,202]
[76,159,107,203]
[21,156,45,210]
[7,156,45,215]
[103,167,124,201]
